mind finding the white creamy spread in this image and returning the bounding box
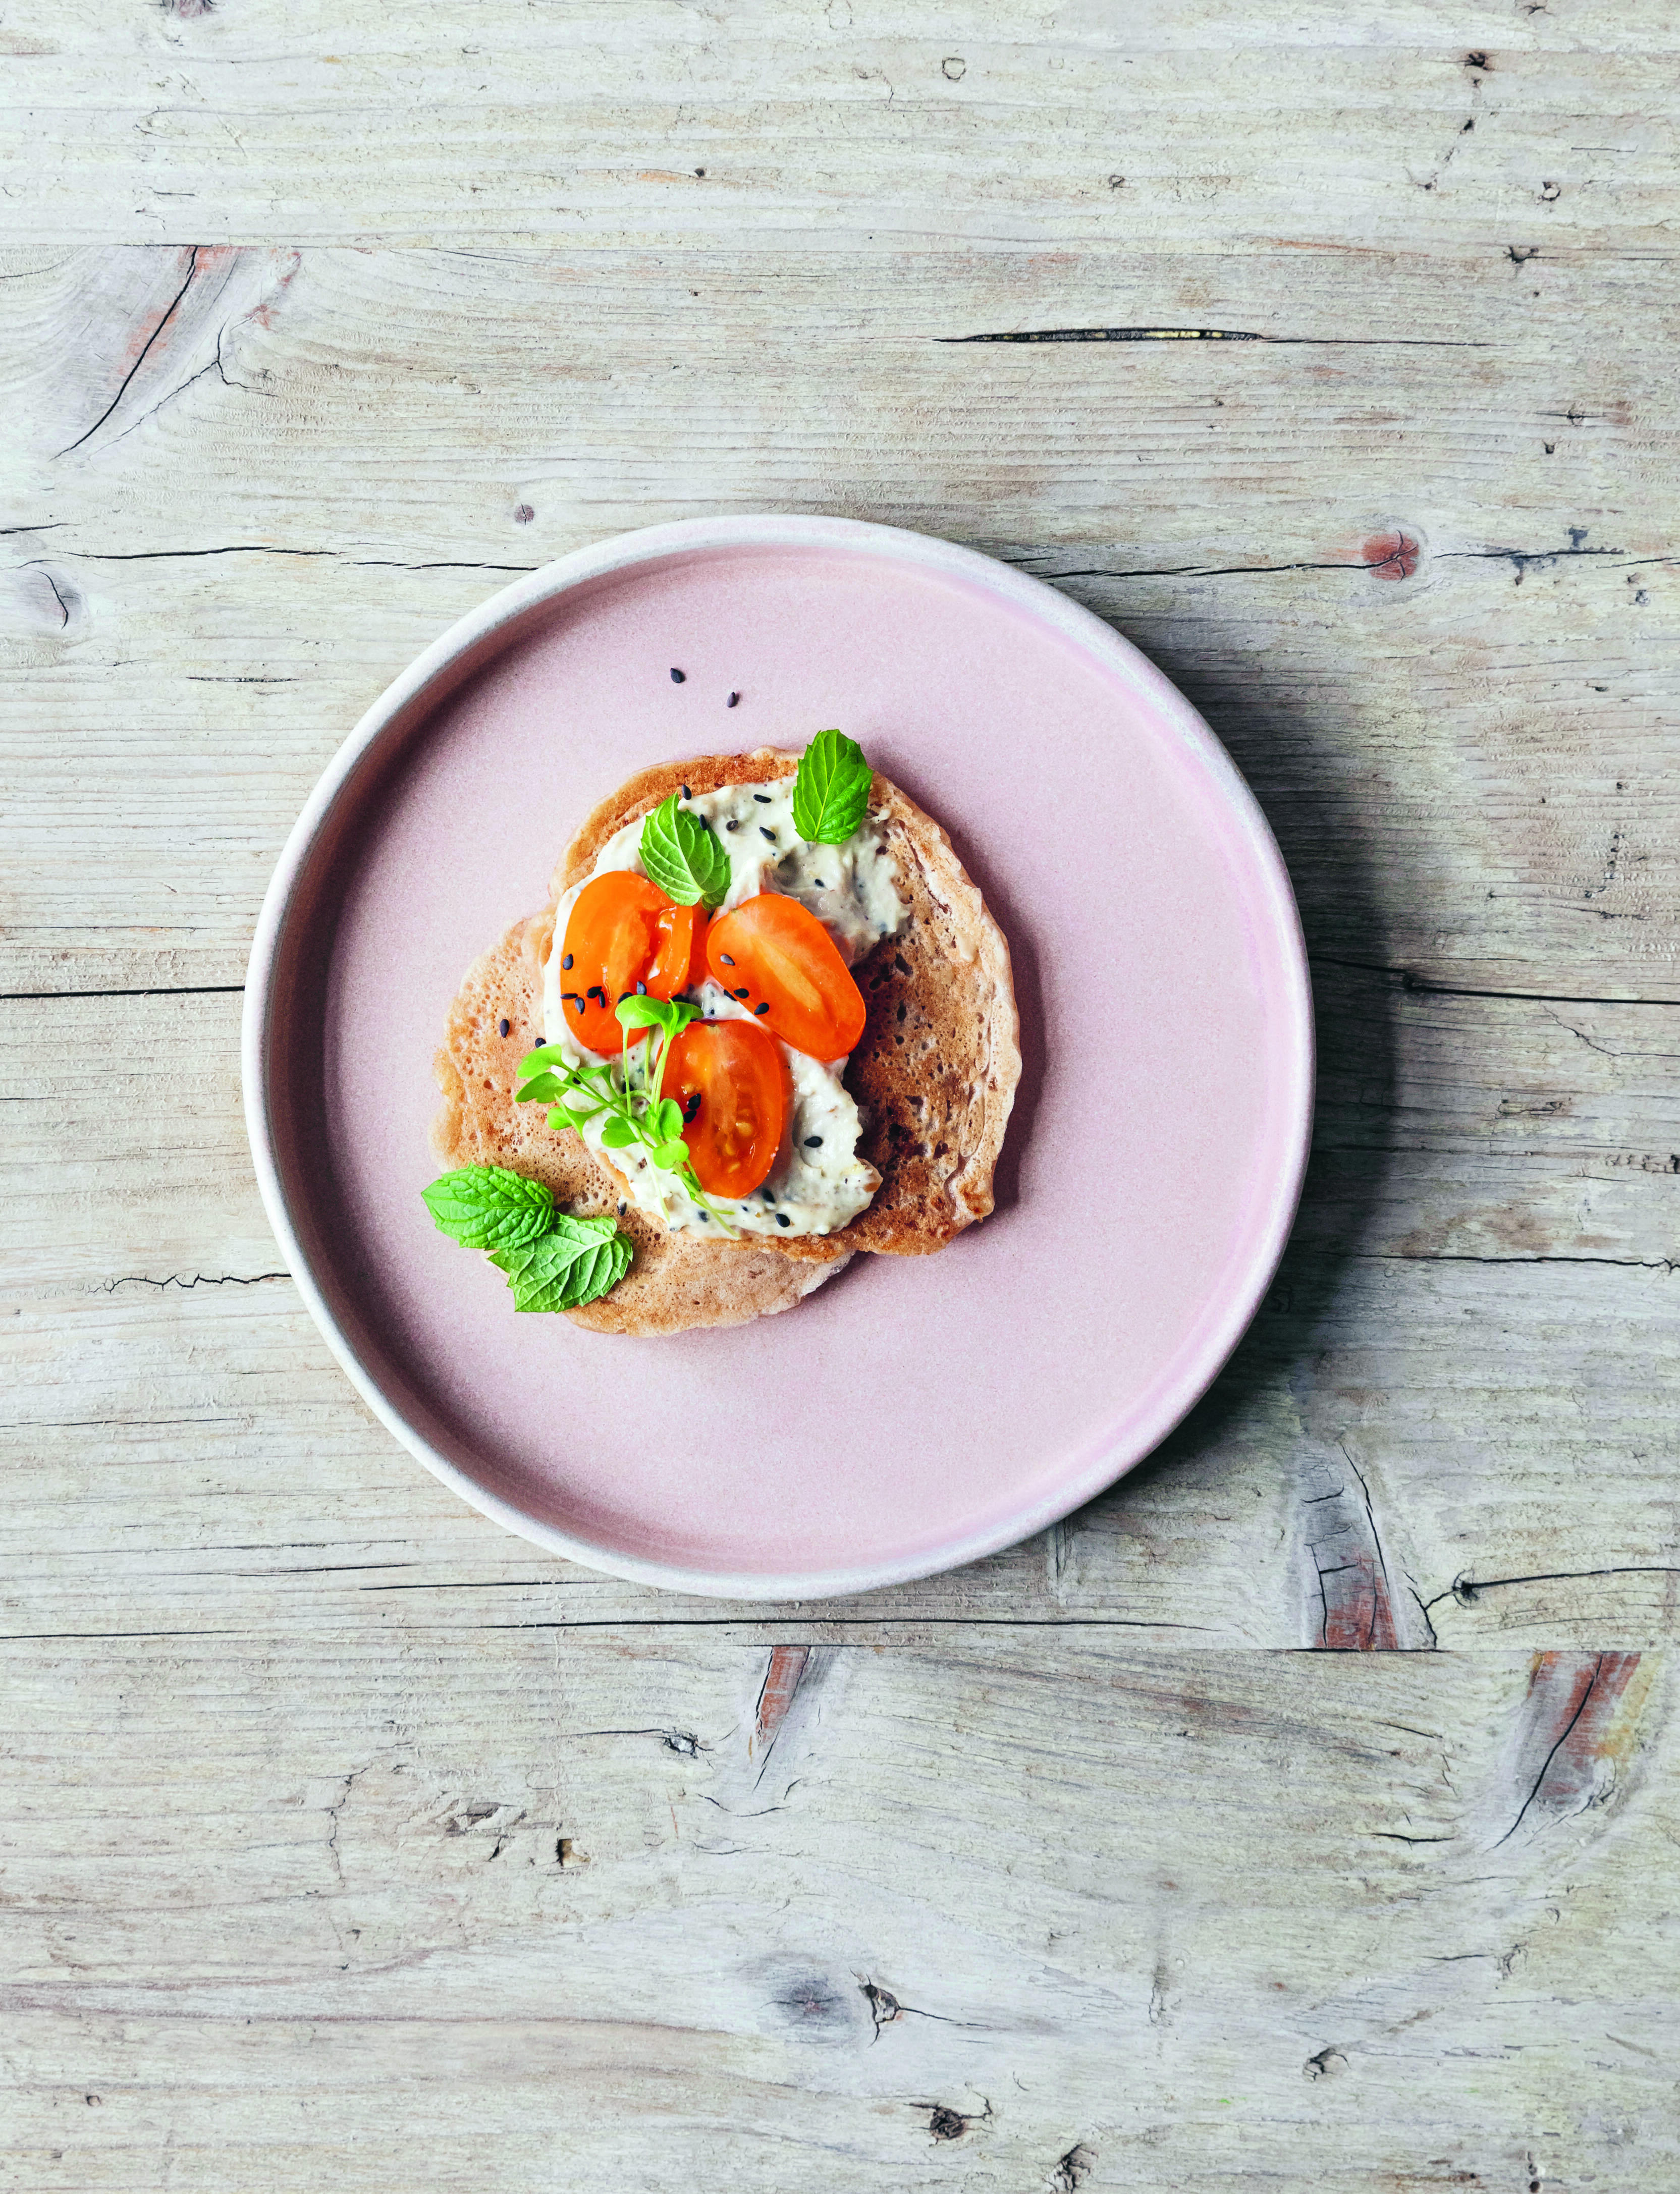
[541,776,907,1238]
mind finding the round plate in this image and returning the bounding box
[244,516,1312,1598]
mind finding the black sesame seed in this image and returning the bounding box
[724,818,738,832]
[670,667,685,683]
[498,1018,510,1037]
[681,783,691,798]
[562,953,573,970]
[697,1209,709,1220]
[727,691,740,708]
[753,1002,770,1016]
[753,794,772,804]
[636,980,647,995]
[760,827,776,843]
[733,986,750,999]
[803,1134,823,1148]
[776,1213,790,1227]
[719,953,735,965]
[587,984,607,1003]
[812,880,825,889]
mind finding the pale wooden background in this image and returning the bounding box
[4,5,1679,2188]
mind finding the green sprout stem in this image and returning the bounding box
[518,1002,739,1238]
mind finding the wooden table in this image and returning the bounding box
[5,8,1678,2186]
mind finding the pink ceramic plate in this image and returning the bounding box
[244,517,1312,1598]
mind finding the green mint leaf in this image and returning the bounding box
[515,1073,561,1105]
[567,1235,632,1310]
[492,1217,631,1313]
[638,794,732,910]
[791,730,872,845]
[422,1165,554,1251]
[599,1116,636,1149]
[652,1140,690,1170]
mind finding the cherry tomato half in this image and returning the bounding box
[644,902,708,1001]
[661,1019,787,1200]
[557,871,671,1053]
[704,893,866,1062]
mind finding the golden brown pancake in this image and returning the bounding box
[431,748,1020,1333]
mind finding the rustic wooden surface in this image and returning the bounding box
[5,7,1680,2188]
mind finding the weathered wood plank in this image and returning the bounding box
[6,12,1680,2188]
[5,3,1678,249]
[2,1633,1674,2189]
[5,979,1675,1642]
[5,245,1675,996]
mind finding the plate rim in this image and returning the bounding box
[243,513,1314,1600]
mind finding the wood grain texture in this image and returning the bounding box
[5,246,1676,997]
[4,2,1678,249]
[5,11,1680,2186]
[3,974,1678,1648]
[4,1635,1677,2190]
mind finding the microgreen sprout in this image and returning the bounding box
[515,997,740,1237]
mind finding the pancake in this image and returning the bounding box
[431,748,1020,1332]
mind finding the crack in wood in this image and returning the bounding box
[1426,1567,1680,1614]
[56,246,200,457]
[1310,955,1680,1009]
[1358,1251,1677,1272]
[941,326,1490,346]
[2,985,245,1001]
[36,545,538,572]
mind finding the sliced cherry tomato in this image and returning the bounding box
[661,1019,787,1199]
[644,902,708,1001]
[704,894,866,1062]
[557,871,671,1053]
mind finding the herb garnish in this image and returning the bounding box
[421,1164,555,1251]
[516,995,740,1236]
[792,729,873,845]
[492,1215,631,1312]
[421,1165,630,1311]
[639,793,731,909]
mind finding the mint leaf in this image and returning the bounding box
[791,730,872,845]
[639,794,731,909]
[492,1216,631,1312]
[422,1166,554,1251]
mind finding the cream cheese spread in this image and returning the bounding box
[541,775,908,1238]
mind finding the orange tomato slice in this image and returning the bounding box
[703,894,866,1062]
[644,902,708,1000]
[556,871,671,1052]
[661,1019,787,1199]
